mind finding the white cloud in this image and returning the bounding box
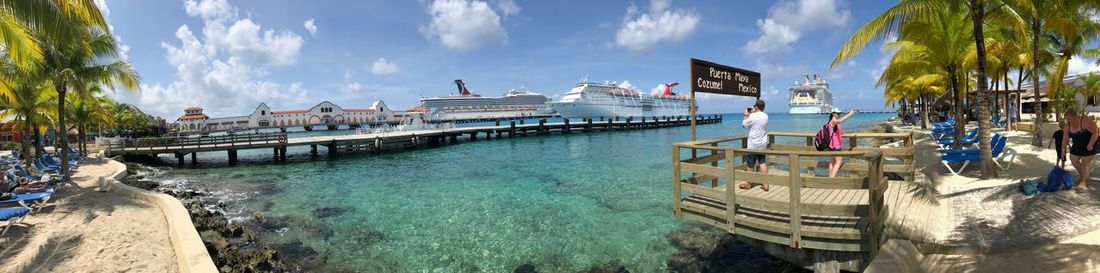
[421,0,508,51]
[342,69,362,92]
[303,18,317,36]
[496,0,520,17]
[743,0,851,74]
[113,0,309,118]
[94,0,110,17]
[1068,57,1100,75]
[614,0,700,52]
[370,58,400,76]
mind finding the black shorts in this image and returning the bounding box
[743,154,766,168]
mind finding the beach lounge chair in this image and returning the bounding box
[938,128,979,148]
[933,118,955,129]
[932,127,958,139]
[0,207,31,236]
[0,191,54,213]
[42,155,78,169]
[32,158,58,173]
[940,135,1016,175]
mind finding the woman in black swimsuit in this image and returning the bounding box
[1061,109,1098,192]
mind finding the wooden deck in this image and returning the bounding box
[672,132,915,272]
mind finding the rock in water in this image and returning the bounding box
[313,206,350,218]
[513,263,537,273]
[585,261,630,273]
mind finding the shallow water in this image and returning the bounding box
[140,113,892,272]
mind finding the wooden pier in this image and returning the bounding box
[672,132,914,273]
[106,115,722,164]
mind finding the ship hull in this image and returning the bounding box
[789,105,833,114]
[548,101,689,118]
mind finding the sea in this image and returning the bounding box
[131,112,893,272]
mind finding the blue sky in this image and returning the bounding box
[97,0,1098,119]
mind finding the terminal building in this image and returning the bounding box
[174,100,427,133]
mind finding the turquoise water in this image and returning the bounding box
[145,113,892,272]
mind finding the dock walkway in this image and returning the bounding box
[107,116,721,164]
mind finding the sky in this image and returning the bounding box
[99,0,1100,119]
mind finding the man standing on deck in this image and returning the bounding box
[740,99,770,191]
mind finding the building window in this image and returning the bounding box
[262,110,266,115]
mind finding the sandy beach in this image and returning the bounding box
[0,155,177,273]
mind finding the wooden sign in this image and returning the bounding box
[690,58,761,97]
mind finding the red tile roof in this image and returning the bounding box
[185,106,203,111]
[177,114,208,121]
[406,107,429,112]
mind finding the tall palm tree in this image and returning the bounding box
[1044,8,1100,120]
[38,26,139,180]
[67,90,112,154]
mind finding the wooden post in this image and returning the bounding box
[690,88,696,141]
[564,118,570,134]
[725,148,737,233]
[227,149,237,165]
[788,153,802,248]
[279,146,287,162]
[310,144,318,157]
[510,121,516,137]
[587,119,593,131]
[273,147,279,158]
[672,145,682,216]
[175,152,184,165]
[190,152,197,165]
[329,140,338,156]
[470,132,477,141]
[866,151,885,259]
[538,119,545,135]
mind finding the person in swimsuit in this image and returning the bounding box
[827,110,858,177]
[1060,109,1098,191]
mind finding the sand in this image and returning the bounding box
[890,123,1100,272]
[0,155,177,273]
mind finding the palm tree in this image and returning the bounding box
[67,89,112,154]
[0,70,56,168]
[36,25,140,180]
[1044,8,1100,121]
[0,0,110,68]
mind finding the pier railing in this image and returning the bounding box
[766,132,915,182]
[671,134,900,259]
[107,132,288,151]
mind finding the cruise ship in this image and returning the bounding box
[547,80,691,118]
[418,80,553,120]
[789,73,839,114]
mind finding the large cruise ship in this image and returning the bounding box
[418,80,553,120]
[547,80,691,118]
[789,73,839,114]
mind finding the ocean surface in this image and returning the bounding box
[136,113,893,272]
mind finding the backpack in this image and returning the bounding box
[1019,179,1040,196]
[1044,167,1074,192]
[813,124,832,151]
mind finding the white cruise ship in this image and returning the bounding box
[547,81,690,118]
[789,73,839,114]
[418,80,553,120]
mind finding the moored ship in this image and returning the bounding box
[788,73,838,114]
[418,80,552,120]
[547,80,690,118]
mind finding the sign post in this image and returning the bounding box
[688,58,761,141]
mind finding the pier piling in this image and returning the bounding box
[175,152,184,165]
[509,122,516,137]
[191,152,197,165]
[310,144,318,157]
[563,118,570,134]
[227,149,238,165]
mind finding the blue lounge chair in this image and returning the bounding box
[42,156,77,169]
[938,128,979,148]
[0,207,31,236]
[32,158,58,173]
[941,135,1016,175]
[0,191,54,212]
[933,118,955,129]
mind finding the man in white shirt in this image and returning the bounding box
[740,99,769,191]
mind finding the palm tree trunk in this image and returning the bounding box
[950,67,965,149]
[21,120,32,168]
[921,92,930,129]
[970,0,996,179]
[55,81,69,181]
[1030,17,1044,146]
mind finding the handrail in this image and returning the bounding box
[107,132,288,150]
[673,133,895,255]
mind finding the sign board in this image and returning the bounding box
[689,58,761,97]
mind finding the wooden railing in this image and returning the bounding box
[107,132,288,150]
[672,134,897,257]
[765,132,915,182]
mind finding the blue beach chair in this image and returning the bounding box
[0,207,31,236]
[0,191,54,213]
[32,158,58,173]
[940,135,1016,175]
[938,128,979,148]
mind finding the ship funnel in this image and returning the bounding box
[663,82,680,96]
[803,73,811,85]
[454,79,472,96]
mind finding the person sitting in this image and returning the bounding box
[1,172,48,194]
[1060,109,1097,192]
